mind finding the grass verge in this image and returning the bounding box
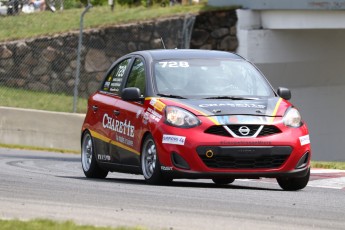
[311,161,345,170]
[0,219,145,230]
[0,86,87,113]
[0,2,234,42]
[0,143,79,154]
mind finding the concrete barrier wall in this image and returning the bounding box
[0,106,85,151]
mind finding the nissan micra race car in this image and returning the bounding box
[81,49,311,191]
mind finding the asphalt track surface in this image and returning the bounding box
[0,148,344,230]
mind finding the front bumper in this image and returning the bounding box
[154,119,311,179]
[162,165,311,179]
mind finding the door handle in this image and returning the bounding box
[113,110,120,116]
[92,105,98,111]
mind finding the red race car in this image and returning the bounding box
[81,49,311,191]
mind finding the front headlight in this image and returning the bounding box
[165,106,200,128]
[283,107,302,128]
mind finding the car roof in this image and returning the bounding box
[130,49,244,61]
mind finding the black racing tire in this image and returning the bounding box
[81,131,108,179]
[277,168,310,191]
[141,134,170,185]
[212,178,235,185]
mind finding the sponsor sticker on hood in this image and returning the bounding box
[177,98,282,116]
[199,102,266,109]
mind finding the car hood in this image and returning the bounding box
[159,97,291,117]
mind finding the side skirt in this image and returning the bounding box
[99,162,142,175]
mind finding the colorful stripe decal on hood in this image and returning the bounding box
[146,97,283,125]
[146,97,220,125]
[269,98,283,123]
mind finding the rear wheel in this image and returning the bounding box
[81,131,108,179]
[212,178,235,185]
[141,134,170,185]
[277,168,310,191]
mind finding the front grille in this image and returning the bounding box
[204,126,230,137]
[197,146,291,169]
[204,125,281,137]
[259,125,282,136]
[227,125,260,136]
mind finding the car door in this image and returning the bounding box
[90,57,132,165]
[112,57,147,166]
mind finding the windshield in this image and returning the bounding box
[154,59,274,98]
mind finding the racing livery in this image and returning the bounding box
[81,49,311,191]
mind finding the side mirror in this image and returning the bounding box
[277,87,291,100]
[121,87,142,101]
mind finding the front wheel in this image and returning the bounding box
[276,168,310,191]
[81,131,108,179]
[141,134,170,185]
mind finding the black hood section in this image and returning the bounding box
[180,98,280,116]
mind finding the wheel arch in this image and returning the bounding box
[81,129,90,147]
[139,131,153,157]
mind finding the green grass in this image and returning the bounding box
[0,1,232,42]
[0,86,87,113]
[0,219,145,230]
[311,161,345,170]
[0,143,80,154]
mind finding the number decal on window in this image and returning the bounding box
[179,61,189,68]
[159,61,189,68]
[116,65,127,77]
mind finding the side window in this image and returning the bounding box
[101,58,130,94]
[126,58,146,96]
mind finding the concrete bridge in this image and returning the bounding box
[209,0,345,161]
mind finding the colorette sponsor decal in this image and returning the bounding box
[162,134,186,145]
[199,103,266,109]
[299,135,310,146]
[115,135,134,147]
[103,113,134,138]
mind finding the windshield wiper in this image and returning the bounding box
[156,93,187,99]
[203,96,258,100]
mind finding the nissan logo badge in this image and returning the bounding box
[238,126,250,136]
